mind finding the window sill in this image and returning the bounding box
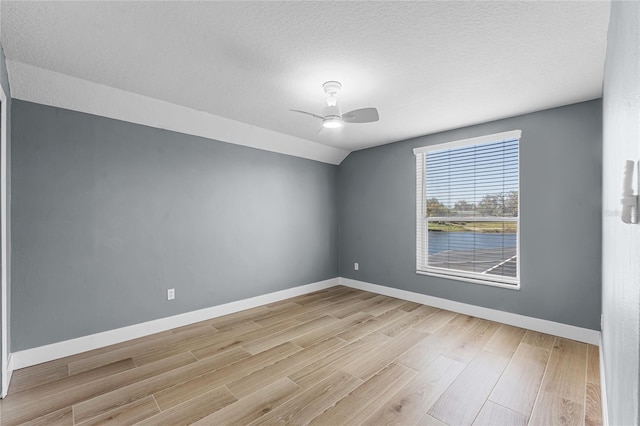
[416,270,520,290]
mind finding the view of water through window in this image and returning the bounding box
[428,231,517,254]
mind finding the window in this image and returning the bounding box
[414,130,521,288]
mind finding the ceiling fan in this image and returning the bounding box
[290,81,379,131]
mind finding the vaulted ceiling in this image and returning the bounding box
[1,1,610,162]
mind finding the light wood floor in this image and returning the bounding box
[0,286,602,425]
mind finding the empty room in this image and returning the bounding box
[0,1,637,425]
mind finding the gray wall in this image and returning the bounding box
[339,100,602,330]
[602,1,640,424]
[11,100,338,351]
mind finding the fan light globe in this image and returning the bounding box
[322,117,343,129]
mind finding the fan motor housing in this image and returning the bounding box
[323,105,341,118]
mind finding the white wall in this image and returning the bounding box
[602,1,640,424]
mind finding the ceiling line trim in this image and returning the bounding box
[6,60,350,165]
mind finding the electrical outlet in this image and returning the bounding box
[167,288,175,300]
[354,262,359,271]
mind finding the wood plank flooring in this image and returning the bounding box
[0,286,602,425]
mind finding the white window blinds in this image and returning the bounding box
[414,130,521,288]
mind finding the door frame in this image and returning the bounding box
[1,83,9,397]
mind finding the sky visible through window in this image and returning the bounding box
[425,139,519,217]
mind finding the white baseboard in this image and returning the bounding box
[10,275,600,374]
[339,277,600,345]
[10,278,339,370]
[599,335,609,426]
[2,354,13,398]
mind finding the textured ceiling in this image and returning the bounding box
[1,1,610,152]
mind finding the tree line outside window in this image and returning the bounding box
[426,190,518,218]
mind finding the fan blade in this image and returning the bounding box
[342,107,379,123]
[290,109,324,120]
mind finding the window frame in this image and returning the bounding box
[414,130,521,290]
